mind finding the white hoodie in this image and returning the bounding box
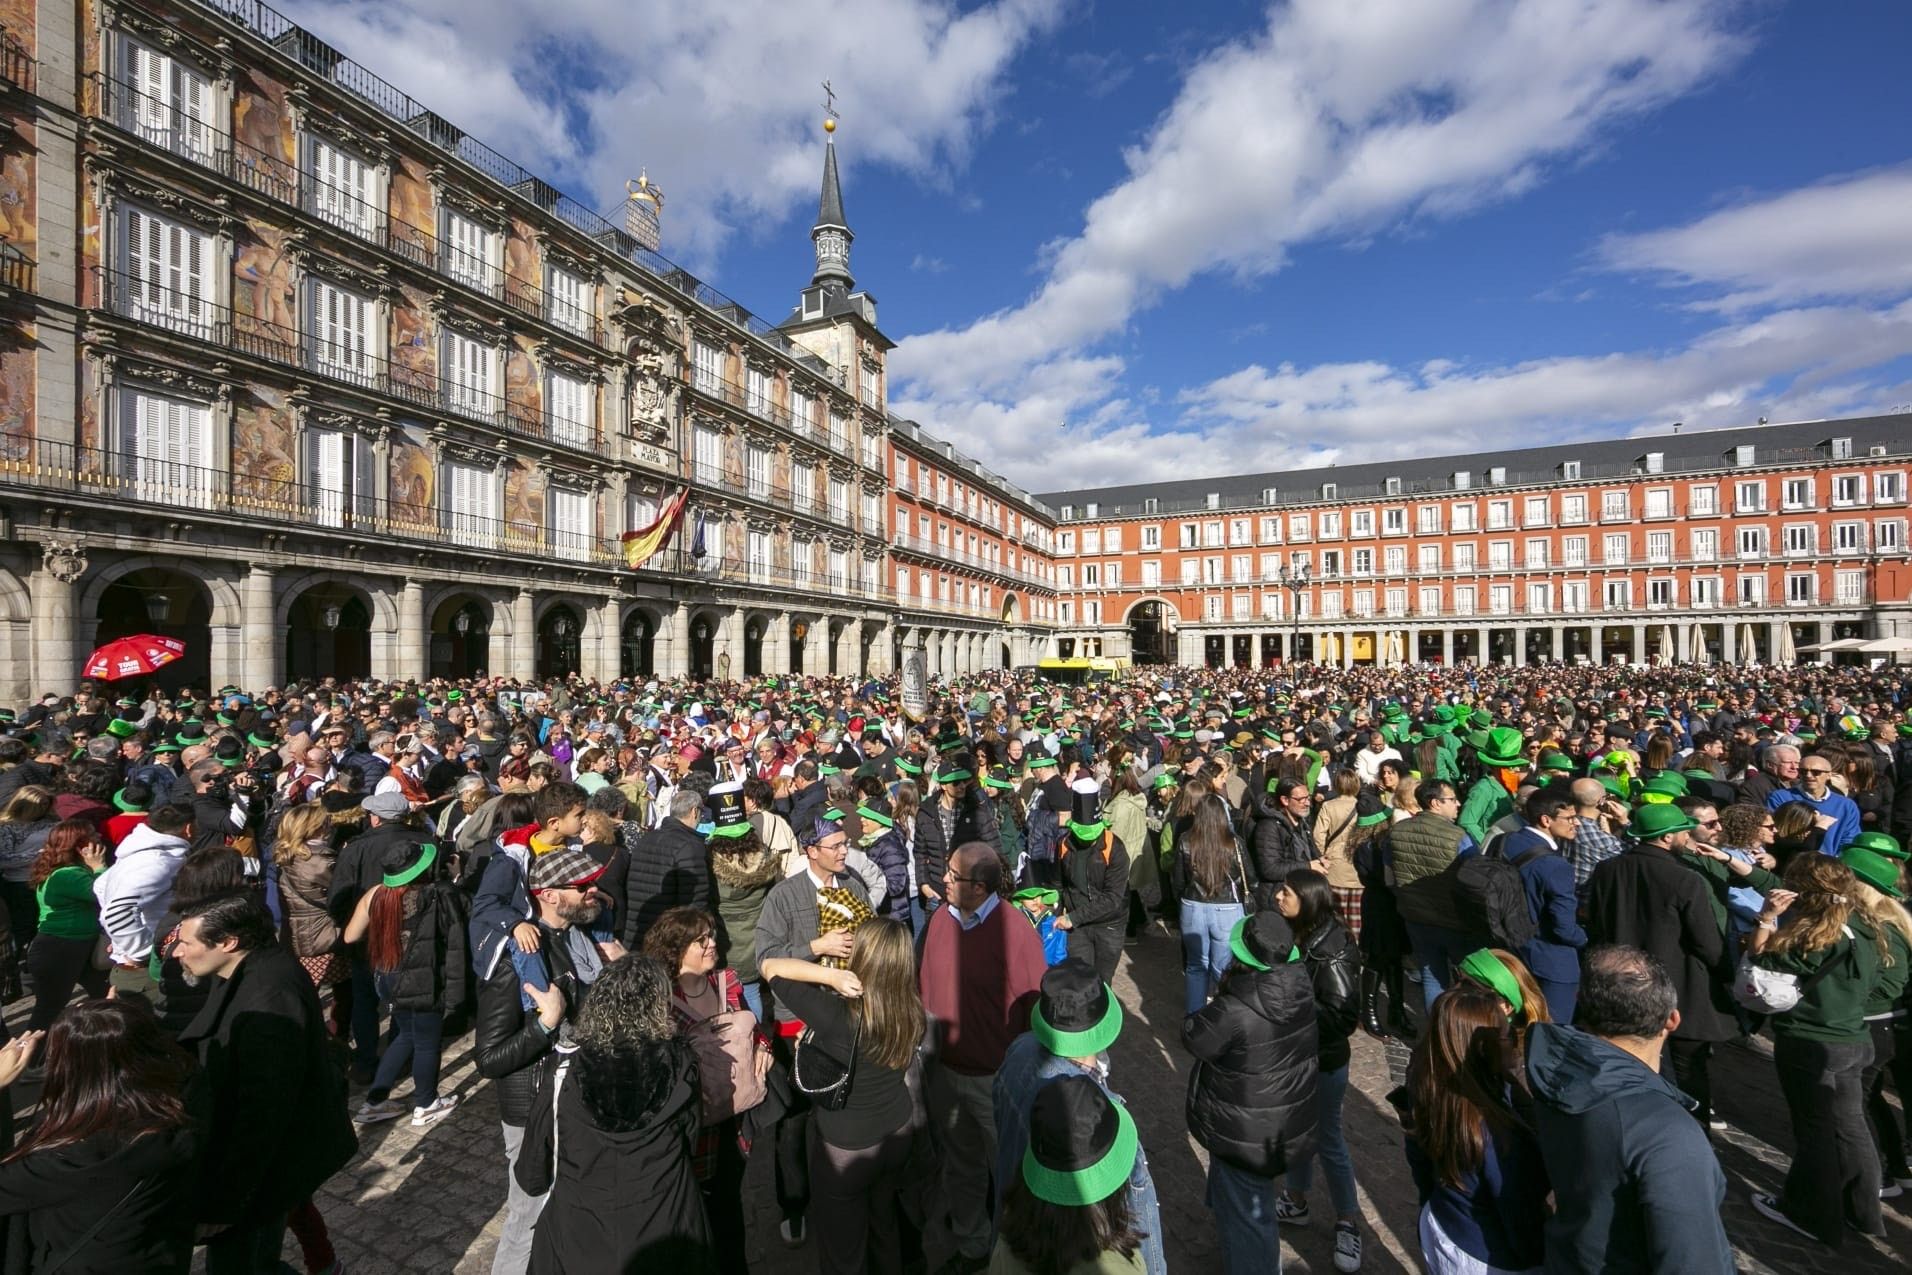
[93,821,190,964]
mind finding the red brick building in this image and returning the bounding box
[1034,417,1912,667]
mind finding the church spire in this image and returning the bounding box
[811,82,853,292]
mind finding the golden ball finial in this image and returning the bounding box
[823,117,836,134]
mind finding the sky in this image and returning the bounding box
[279,0,1912,492]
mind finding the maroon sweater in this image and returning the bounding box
[918,900,1046,1076]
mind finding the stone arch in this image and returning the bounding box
[0,564,30,705]
[273,571,399,632]
[78,555,243,631]
[687,607,725,679]
[424,585,512,639]
[80,556,241,692]
[427,588,505,680]
[277,574,393,684]
[620,602,665,679]
[1119,594,1182,625]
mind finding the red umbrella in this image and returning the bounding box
[83,634,187,681]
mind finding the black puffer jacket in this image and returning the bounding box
[1059,828,1132,929]
[620,819,712,947]
[1183,961,1319,1177]
[1249,798,1315,882]
[517,1041,714,1274]
[913,791,1001,902]
[473,919,586,1125]
[1298,918,1360,1072]
[384,881,470,1014]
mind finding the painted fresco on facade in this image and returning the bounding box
[0,341,32,460]
[390,424,434,528]
[234,220,298,347]
[504,457,541,549]
[231,386,296,508]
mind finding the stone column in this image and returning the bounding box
[1550,626,1563,663]
[30,539,85,697]
[867,621,894,676]
[1815,620,1834,664]
[1340,628,1355,669]
[769,612,792,675]
[511,590,537,680]
[1768,620,1788,666]
[1476,627,1490,666]
[395,578,427,681]
[1590,627,1603,666]
[1631,625,1646,665]
[842,619,864,677]
[240,565,280,690]
[1512,626,1529,667]
[715,606,744,680]
[594,597,621,683]
[1675,623,1690,663]
[1440,628,1454,666]
[661,603,690,678]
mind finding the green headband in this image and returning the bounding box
[382,842,440,889]
[1457,950,1524,1016]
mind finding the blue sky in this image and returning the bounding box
[284,0,1912,489]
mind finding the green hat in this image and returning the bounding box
[1028,754,1058,770]
[1638,773,1687,803]
[1477,727,1527,769]
[1383,704,1408,722]
[1843,845,1905,899]
[980,769,1015,792]
[1029,960,1124,1057]
[1597,775,1631,802]
[935,766,973,784]
[1457,949,1525,1016]
[1538,752,1575,774]
[1228,913,1299,973]
[105,718,139,740]
[111,787,150,814]
[817,762,842,777]
[381,841,440,888]
[1848,831,1907,861]
[247,732,277,751]
[854,804,894,829]
[1153,773,1180,791]
[894,755,923,777]
[1019,1076,1139,1208]
[1629,803,1697,841]
[1013,886,1059,907]
[153,741,181,756]
[175,721,207,743]
[1431,705,1456,725]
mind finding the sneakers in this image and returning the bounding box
[1884,1182,1904,1200]
[352,1098,406,1125]
[1333,1222,1363,1273]
[1274,1193,1310,1226]
[1749,1191,1816,1240]
[1707,1115,1728,1131]
[410,1096,459,1128]
[779,1217,807,1248]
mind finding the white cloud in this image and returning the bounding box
[1598,167,1912,311]
[1003,300,1912,491]
[889,0,1752,470]
[280,0,1065,263]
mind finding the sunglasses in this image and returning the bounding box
[1802,767,1833,776]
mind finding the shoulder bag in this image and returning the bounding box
[1733,926,1853,1014]
[793,1004,861,1112]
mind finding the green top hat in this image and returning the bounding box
[105,718,139,740]
[1848,831,1907,861]
[1842,845,1904,899]
[111,787,150,814]
[1629,803,1697,841]
[1538,751,1575,774]
[1013,887,1059,907]
[1029,961,1124,1058]
[1018,1076,1139,1208]
[1476,727,1527,769]
[1638,773,1687,803]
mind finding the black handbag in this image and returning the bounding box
[793,1013,860,1112]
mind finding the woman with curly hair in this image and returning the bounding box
[22,819,110,1038]
[515,953,713,1273]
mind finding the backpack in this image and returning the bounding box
[1448,849,1536,950]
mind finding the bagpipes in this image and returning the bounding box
[816,885,875,969]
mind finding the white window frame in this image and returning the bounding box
[119,385,213,508]
[442,331,498,420]
[441,206,499,294]
[548,485,592,562]
[120,203,218,340]
[305,132,381,241]
[121,37,217,166]
[443,459,499,548]
[307,274,377,386]
[545,368,593,449]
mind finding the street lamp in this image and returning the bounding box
[453,610,471,635]
[1278,563,1310,663]
[143,592,169,625]
[322,603,342,631]
[693,621,709,642]
[553,615,573,640]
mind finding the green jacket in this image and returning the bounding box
[1458,775,1512,848]
[1867,923,1911,1016]
[36,864,104,940]
[1676,853,1779,936]
[1389,813,1466,927]
[1760,916,1885,1044]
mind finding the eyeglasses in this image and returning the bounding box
[1697,819,1721,828]
[946,874,983,885]
[1759,822,1776,830]
[1802,767,1833,777]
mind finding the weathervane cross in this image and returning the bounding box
[822,79,839,124]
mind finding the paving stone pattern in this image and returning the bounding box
[135,932,1910,1272]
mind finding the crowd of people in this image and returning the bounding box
[0,653,1905,1273]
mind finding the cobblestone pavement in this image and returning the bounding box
[112,930,1903,1272]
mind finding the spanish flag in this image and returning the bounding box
[620,487,689,569]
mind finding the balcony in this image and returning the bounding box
[91,266,601,455]
[94,75,602,346]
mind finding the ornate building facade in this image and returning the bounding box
[1035,417,1912,667]
[0,0,1056,701]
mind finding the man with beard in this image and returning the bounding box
[473,846,608,1275]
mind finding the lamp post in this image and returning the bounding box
[322,603,342,631]
[143,592,169,626]
[1278,563,1310,664]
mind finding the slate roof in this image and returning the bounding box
[1033,413,1912,520]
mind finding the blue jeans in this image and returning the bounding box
[1286,1064,1359,1217]
[739,978,764,1024]
[1206,1156,1281,1275]
[1181,899,1244,1015]
[911,894,940,942]
[1404,921,1477,1012]
[370,972,445,1109]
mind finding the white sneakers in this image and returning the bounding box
[353,1094,459,1129]
[1332,1221,1363,1272]
[410,1095,459,1128]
